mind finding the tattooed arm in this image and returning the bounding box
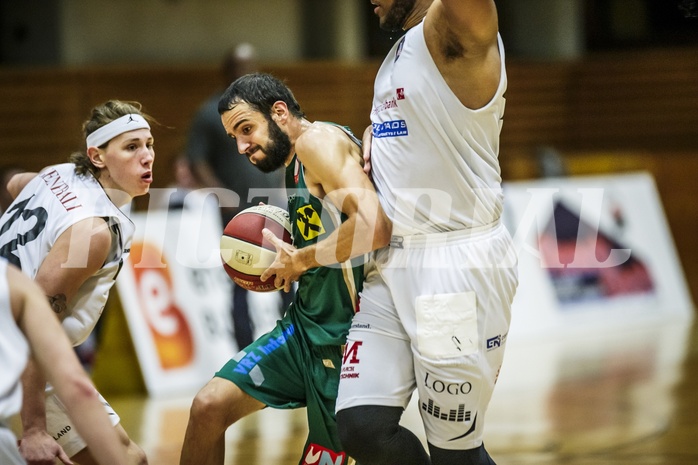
[34,217,111,321]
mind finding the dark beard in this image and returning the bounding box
[380,0,416,31]
[254,118,292,173]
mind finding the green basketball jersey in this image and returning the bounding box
[284,125,366,347]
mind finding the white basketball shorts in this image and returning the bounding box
[336,221,518,450]
[45,385,120,457]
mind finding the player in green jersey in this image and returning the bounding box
[179,73,392,465]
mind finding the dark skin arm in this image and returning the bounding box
[425,0,501,109]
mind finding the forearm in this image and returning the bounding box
[304,210,391,268]
[20,358,48,433]
[54,373,127,465]
[263,206,391,291]
[438,0,498,44]
[28,303,128,465]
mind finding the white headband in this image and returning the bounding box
[86,114,150,149]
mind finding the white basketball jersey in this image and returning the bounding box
[370,21,507,235]
[0,259,29,422]
[0,164,135,345]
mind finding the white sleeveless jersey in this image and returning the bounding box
[370,21,507,235]
[0,163,135,346]
[0,259,29,422]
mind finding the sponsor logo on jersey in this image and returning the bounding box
[350,322,370,330]
[372,97,398,115]
[371,88,405,116]
[302,444,346,465]
[372,120,408,138]
[394,36,406,62]
[296,204,325,241]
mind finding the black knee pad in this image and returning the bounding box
[429,442,496,465]
[336,405,403,457]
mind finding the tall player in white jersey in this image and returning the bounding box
[0,258,129,465]
[336,1,519,464]
[0,100,154,465]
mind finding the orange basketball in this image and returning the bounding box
[219,205,292,292]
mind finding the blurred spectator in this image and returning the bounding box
[186,43,289,350]
[148,153,205,210]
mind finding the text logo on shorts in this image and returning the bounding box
[340,341,362,380]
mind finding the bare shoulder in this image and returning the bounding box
[7,172,38,199]
[427,0,499,52]
[296,122,365,197]
[298,122,346,147]
[297,122,361,164]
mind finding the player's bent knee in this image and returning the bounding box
[190,389,221,417]
[189,386,231,427]
[429,443,496,465]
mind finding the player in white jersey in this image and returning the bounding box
[335,1,519,464]
[0,100,155,465]
[0,258,129,465]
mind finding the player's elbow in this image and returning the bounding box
[56,371,99,407]
[372,212,392,249]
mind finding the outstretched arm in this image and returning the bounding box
[433,0,499,50]
[425,0,502,109]
[19,359,72,465]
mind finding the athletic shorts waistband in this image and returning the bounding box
[389,219,502,248]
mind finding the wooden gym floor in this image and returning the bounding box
[107,317,698,465]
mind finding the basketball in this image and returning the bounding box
[220,204,293,292]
